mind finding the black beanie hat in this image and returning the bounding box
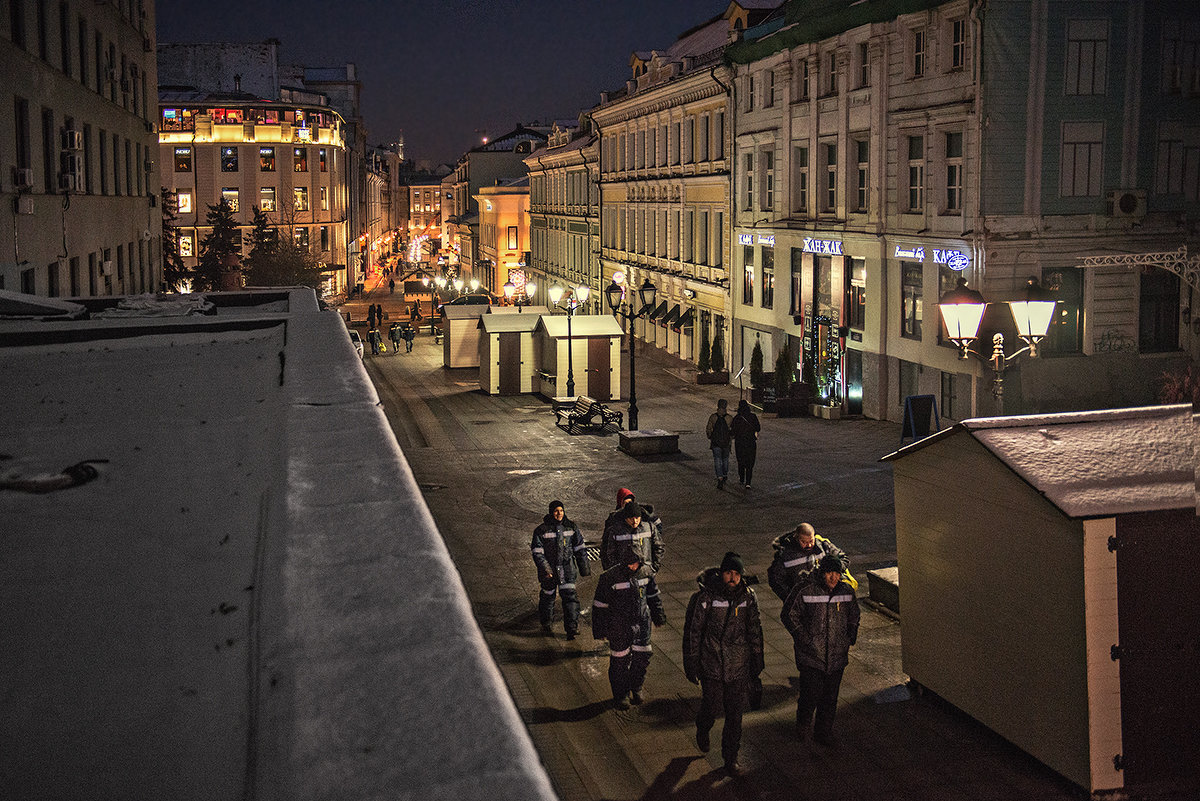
[720,551,745,574]
[818,553,844,575]
[548,500,564,514]
[623,501,645,520]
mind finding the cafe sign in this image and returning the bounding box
[894,244,971,270]
[803,237,843,255]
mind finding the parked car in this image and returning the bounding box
[437,292,494,312]
[348,329,364,359]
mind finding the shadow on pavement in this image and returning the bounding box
[523,699,614,724]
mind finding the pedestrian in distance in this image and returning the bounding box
[402,324,416,353]
[389,278,395,293]
[706,398,734,489]
[766,523,854,603]
[592,527,667,709]
[600,488,664,571]
[600,497,664,574]
[531,500,590,639]
[683,551,764,777]
[410,303,419,322]
[367,304,376,329]
[731,399,761,489]
[389,322,401,354]
[781,553,860,746]
[368,327,381,356]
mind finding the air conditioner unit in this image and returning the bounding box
[101,260,114,276]
[14,196,33,215]
[61,129,83,151]
[1108,189,1147,219]
[58,172,79,192]
[12,166,34,190]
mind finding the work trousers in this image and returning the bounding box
[608,621,652,700]
[697,676,749,763]
[796,665,845,739]
[538,576,580,633]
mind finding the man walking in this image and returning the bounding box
[592,525,667,709]
[705,399,734,489]
[781,553,860,746]
[683,551,763,777]
[531,500,590,638]
[600,490,664,573]
[731,399,761,488]
[767,523,853,602]
[389,322,401,355]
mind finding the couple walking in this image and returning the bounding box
[706,399,760,489]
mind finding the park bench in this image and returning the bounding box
[555,396,623,434]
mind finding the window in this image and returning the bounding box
[855,139,869,211]
[765,70,775,107]
[913,29,926,77]
[790,248,804,315]
[294,187,309,211]
[1043,266,1083,354]
[901,261,923,339]
[683,117,694,163]
[744,152,754,210]
[743,245,754,305]
[220,146,238,172]
[823,142,837,211]
[180,234,193,257]
[940,371,961,420]
[259,186,276,211]
[907,135,925,212]
[11,0,26,48]
[507,225,518,249]
[848,258,866,330]
[858,42,870,87]
[259,147,275,171]
[1060,121,1104,197]
[714,112,724,159]
[320,225,329,251]
[793,146,809,213]
[1140,269,1180,353]
[697,115,708,161]
[696,211,708,264]
[713,211,723,267]
[294,147,308,172]
[295,227,309,249]
[319,148,327,172]
[825,51,837,95]
[321,186,328,210]
[951,19,967,70]
[1155,132,1186,195]
[1066,19,1107,96]
[1160,25,1200,93]
[41,107,54,193]
[799,57,810,100]
[98,127,107,194]
[762,149,775,210]
[177,190,193,214]
[746,72,756,110]
[945,132,963,212]
[221,187,239,212]
[761,247,774,308]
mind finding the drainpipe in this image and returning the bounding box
[712,63,735,373]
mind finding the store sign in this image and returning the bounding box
[739,233,776,246]
[895,245,925,260]
[894,244,972,271]
[738,233,754,245]
[803,238,843,255]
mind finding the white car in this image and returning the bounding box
[348,329,364,359]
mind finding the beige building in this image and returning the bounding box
[1,0,161,297]
[592,2,779,369]
[475,177,529,295]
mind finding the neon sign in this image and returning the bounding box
[895,245,924,260]
[803,238,843,255]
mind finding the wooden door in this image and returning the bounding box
[1115,509,1200,795]
[587,337,611,400]
[498,332,521,395]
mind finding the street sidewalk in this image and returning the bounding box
[356,306,1091,801]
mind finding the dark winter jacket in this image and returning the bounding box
[600,504,664,572]
[683,567,764,684]
[706,411,734,449]
[730,409,760,461]
[766,530,850,601]
[781,573,860,674]
[531,514,590,585]
[591,561,666,641]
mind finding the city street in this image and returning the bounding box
[338,276,1087,801]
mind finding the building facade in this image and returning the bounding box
[1,0,162,297]
[728,0,1200,421]
[405,175,442,266]
[593,3,780,369]
[475,177,529,295]
[524,119,599,312]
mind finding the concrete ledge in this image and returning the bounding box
[868,566,899,615]
[618,429,679,456]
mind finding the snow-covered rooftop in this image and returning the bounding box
[884,404,1197,518]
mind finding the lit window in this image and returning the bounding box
[319,148,327,172]
[259,147,275,171]
[743,245,754,305]
[221,187,239,212]
[179,234,193,257]
[321,186,328,210]
[174,147,192,172]
[260,186,276,212]
[221,146,238,172]
[294,227,309,248]
[762,247,774,309]
[294,148,308,172]
[901,261,923,339]
[176,190,192,214]
[294,186,309,211]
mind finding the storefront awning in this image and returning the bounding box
[674,307,695,331]
[648,300,668,321]
[660,304,680,327]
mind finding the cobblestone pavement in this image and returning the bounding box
[344,275,1084,801]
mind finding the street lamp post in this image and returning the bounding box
[502,278,537,312]
[937,277,1056,415]
[605,276,657,431]
[548,283,590,398]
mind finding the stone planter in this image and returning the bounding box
[810,403,842,420]
[697,371,729,385]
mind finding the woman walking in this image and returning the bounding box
[731,399,761,488]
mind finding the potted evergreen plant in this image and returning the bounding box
[698,332,729,384]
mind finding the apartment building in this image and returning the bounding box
[524,118,599,311]
[728,0,1200,420]
[1,0,161,297]
[593,2,780,368]
[475,176,529,295]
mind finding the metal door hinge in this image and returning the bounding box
[1110,644,1122,661]
[1107,536,1120,552]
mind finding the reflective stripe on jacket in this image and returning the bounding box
[780,575,860,674]
[591,562,665,641]
[683,567,764,683]
[531,515,590,584]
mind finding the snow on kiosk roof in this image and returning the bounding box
[882,404,1196,519]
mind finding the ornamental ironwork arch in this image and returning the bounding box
[1078,246,1200,292]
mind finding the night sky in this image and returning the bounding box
[157,0,730,166]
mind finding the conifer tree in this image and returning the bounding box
[194,199,240,291]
